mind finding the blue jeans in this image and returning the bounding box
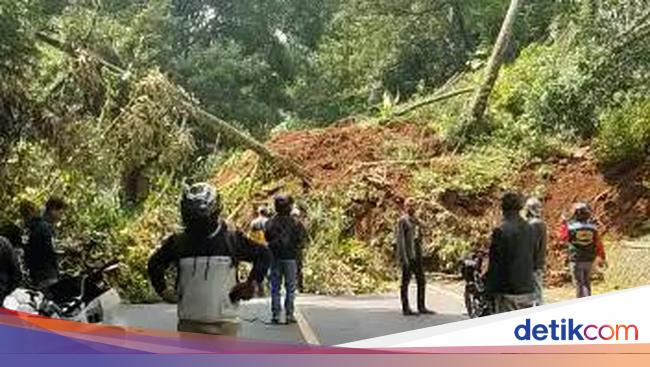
[271,259,297,318]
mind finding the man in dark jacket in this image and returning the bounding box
[486,193,536,313]
[395,198,434,316]
[148,183,271,335]
[0,236,22,305]
[265,195,306,324]
[25,198,67,289]
[524,197,547,305]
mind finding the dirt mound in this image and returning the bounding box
[221,123,648,285]
[545,157,648,235]
[267,122,441,188]
[521,154,650,283]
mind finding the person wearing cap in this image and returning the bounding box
[524,197,547,305]
[559,202,607,298]
[485,192,536,313]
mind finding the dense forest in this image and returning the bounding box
[1,0,649,301]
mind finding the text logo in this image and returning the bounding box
[515,319,639,341]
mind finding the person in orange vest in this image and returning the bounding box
[558,203,607,298]
[249,205,270,245]
[249,205,270,296]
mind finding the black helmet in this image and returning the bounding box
[180,182,221,225]
[572,202,591,219]
[274,194,293,216]
[257,205,270,217]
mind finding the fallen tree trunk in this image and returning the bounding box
[36,32,312,186]
[393,87,474,117]
[374,87,473,125]
[183,102,312,184]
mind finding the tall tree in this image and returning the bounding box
[458,0,524,142]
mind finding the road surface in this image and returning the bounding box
[104,282,468,346]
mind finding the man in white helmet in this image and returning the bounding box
[148,183,271,335]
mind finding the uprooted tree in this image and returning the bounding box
[36,32,313,187]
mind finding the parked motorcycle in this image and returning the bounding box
[460,249,493,318]
[3,259,121,323]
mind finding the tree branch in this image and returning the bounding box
[36,31,313,186]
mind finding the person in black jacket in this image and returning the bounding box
[148,183,271,335]
[25,198,67,289]
[265,195,306,324]
[0,236,22,305]
[485,192,536,313]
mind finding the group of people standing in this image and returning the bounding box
[483,193,606,313]
[246,197,308,324]
[0,198,67,304]
[147,183,306,336]
[0,182,610,336]
[395,193,608,316]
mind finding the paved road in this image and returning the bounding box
[104,282,468,346]
[104,298,305,343]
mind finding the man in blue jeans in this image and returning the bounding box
[265,195,306,324]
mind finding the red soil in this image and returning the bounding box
[260,124,649,280]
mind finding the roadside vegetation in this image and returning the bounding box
[1,0,648,301]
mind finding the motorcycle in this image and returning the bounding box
[3,259,121,323]
[460,249,493,318]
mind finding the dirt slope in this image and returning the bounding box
[220,122,649,284]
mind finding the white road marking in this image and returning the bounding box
[295,308,320,345]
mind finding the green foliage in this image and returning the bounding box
[291,0,571,122]
[302,197,393,295]
[427,234,473,273]
[171,42,280,131]
[0,140,61,223]
[411,146,522,197]
[595,95,650,166]
[0,0,37,77]
[114,176,181,302]
[603,236,650,292]
[490,40,597,137]
[488,115,571,159]
[212,162,395,296]
[105,70,195,173]
[0,137,184,302]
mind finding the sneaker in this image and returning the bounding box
[271,316,281,324]
[286,314,297,324]
[418,308,436,315]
